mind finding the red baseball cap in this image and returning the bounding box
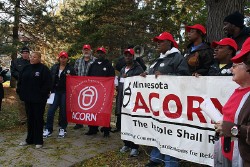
[231,37,250,63]
[58,51,68,58]
[185,24,206,35]
[97,47,106,54]
[211,38,238,51]
[153,32,178,48]
[124,49,135,55]
[82,44,91,50]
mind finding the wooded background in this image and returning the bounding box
[0,0,250,86]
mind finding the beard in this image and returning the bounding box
[83,53,91,58]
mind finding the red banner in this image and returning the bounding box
[66,76,115,127]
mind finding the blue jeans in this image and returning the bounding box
[45,92,67,132]
[150,147,179,167]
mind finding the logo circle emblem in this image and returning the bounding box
[78,86,98,110]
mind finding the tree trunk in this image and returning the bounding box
[10,0,20,88]
[205,0,245,43]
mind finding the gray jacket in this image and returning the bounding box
[148,47,190,76]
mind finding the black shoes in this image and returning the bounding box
[100,127,111,137]
[84,131,98,135]
[73,124,83,130]
[145,161,161,167]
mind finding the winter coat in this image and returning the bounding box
[237,94,250,166]
[0,67,7,99]
[88,58,115,77]
[115,56,147,72]
[10,58,30,80]
[148,47,190,76]
[208,61,233,76]
[185,43,214,76]
[115,61,144,115]
[229,26,250,50]
[50,63,76,93]
[17,63,52,103]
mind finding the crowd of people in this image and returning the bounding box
[4,11,250,167]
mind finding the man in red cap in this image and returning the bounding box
[73,44,96,130]
[184,24,214,77]
[143,32,189,167]
[208,38,237,76]
[117,48,144,157]
[86,47,115,136]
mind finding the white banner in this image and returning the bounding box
[121,76,238,166]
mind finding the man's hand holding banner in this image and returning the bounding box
[66,76,114,127]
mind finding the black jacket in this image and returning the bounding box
[208,61,233,76]
[229,26,250,50]
[0,67,8,99]
[88,58,115,77]
[115,56,147,72]
[17,63,52,103]
[115,61,144,115]
[50,63,76,93]
[185,43,214,76]
[10,58,30,80]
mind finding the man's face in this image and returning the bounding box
[214,45,232,61]
[96,51,105,59]
[30,53,41,64]
[187,29,200,42]
[157,40,171,53]
[21,52,30,60]
[82,49,91,57]
[124,53,133,64]
[223,22,235,36]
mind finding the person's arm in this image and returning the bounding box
[10,60,19,80]
[108,64,115,77]
[41,65,52,98]
[194,49,214,75]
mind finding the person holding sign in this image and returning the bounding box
[208,38,237,76]
[142,32,189,167]
[86,47,115,136]
[73,44,96,130]
[215,37,250,167]
[184,24,214,77]
[43,51,76,138]
[117,48,144,157]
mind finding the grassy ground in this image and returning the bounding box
[0,86,207,167]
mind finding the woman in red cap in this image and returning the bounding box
[143,32,189,167]
[43,51,76,138]
[208,38,237,76]
[215,37,250,167]
[185,24,214,76]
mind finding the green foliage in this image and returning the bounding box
[54,0,208,62]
